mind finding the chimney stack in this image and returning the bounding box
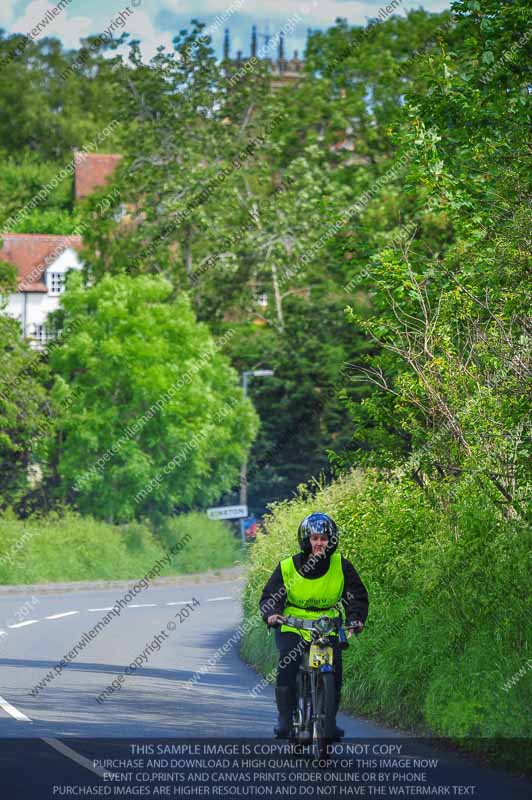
[279,30,285,67]
[223,28,230,61]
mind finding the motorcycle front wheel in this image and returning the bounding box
[312,670,336,760]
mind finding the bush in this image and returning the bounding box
[159,512,244,573]
[241,470,532,768]
[0,510,243,584]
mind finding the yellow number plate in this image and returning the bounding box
[309,645,333,668]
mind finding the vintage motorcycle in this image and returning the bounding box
[277,614,347,758]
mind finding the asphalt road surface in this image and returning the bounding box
[0,573,530,798]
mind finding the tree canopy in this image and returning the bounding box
[0,0,530,521]
[44,273,258,523]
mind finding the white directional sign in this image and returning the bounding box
[207,505,248,520]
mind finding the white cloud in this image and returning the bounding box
[4,1,170,59]
[8,0,92,48]
[157,0,428,61]
[115,8,174,60]
[162,0,413,27]
[1,0,450,60]
[0,0,16,28]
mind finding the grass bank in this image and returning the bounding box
[241,470,531,770]
[0,510,243,584]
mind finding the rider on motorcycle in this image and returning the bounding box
[259,512,369,739]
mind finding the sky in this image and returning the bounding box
[0,0,451,61]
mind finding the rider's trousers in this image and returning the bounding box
[274,629,343,711]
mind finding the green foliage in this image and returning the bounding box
[222,297,373,515]
[238,2,532,763]
[241,471,532,763]
[0,258,17,294]
[0,510,242,584]
[44,272,258,523]
[10,208,82,235]
[0,315,50,512]
[2,10,481,517]
[0,1,529,758]
[0,32,124,160]
[2,5,529,520]
[0,154,74,229]
[159,512,244,573]
[78,14,437,513]
[332,0,532,517]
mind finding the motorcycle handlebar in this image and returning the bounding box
[281,614,343,632]
[269,614,363,634]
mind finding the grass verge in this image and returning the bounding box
[0,510,244,584]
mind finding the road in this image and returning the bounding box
[0,573,530,798]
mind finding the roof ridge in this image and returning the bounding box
[73,151,123,158]
[0,232,83,240]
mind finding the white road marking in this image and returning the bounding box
[45,611,79,620]
[166,601,194,606]
[7,620,39,629]
[129,604,157,608]
[87,607,113,611]
[206,596,232,602]
[0,695,32,722]
[43,738,106,778]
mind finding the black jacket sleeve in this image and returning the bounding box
[259,563,287,623]
[340,557,369,623]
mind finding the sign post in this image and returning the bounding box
[206,505,248,521]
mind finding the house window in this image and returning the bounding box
[48,272,64,295]
[34,324,48,344]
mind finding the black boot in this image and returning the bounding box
[274,686,296,738]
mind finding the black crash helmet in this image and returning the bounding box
[297,512,339,556]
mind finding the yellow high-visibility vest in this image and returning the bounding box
[280,552,344,640]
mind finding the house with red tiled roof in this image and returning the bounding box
[2,233,83,346]
[74,152,122,201]
[1,151,121,347]
[1,31,305,347]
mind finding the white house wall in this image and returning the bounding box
[3,246,83,343]
[5,291,61,332]
[48,247,83,275]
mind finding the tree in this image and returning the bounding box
[45,273,259,523]
[0,31,124,160]
[222,295,373,515]
[0,249,50,511]
[337,0,532,515]
[0,154,74,231]
[76,13,452,515]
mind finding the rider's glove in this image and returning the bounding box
[266,614,285,628]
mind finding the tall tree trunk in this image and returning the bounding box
[184,224,193,283]
[271,261,284,332]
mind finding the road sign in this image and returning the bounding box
[207,505,248,520]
